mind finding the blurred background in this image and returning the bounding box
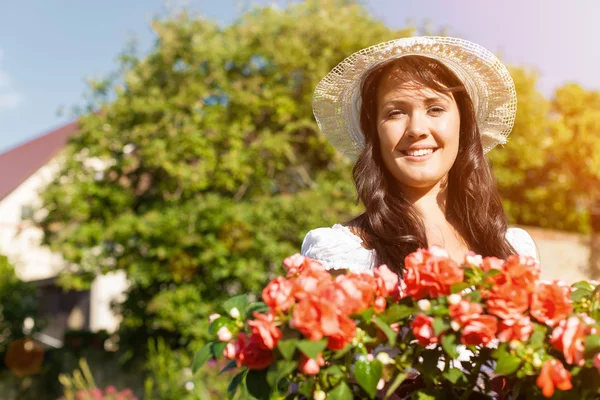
[0,0,599,398]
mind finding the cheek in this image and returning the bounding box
[377,124,403,149]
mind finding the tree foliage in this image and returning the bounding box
[37,0,411,349]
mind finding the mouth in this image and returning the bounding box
[400,148,439,158]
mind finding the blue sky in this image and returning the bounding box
[1,0,600,153]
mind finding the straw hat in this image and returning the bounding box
[312,36,517,161]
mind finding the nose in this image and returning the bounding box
[406,112,430,139]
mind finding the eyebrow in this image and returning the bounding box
[380,95,451,108]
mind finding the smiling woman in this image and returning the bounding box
[303,36,539,275]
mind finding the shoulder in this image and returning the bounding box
[301,224,374,273]
[505,227,541,262]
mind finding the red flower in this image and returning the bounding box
[248,312,282,350]
[411,314,438,346]
[404,247,464,299]
[594,353,600,373]
[449,299,484,326]
[530,281,573,327]
[223,333,246,362]
[481,256,505,273]
[497,316,533,343]
[298,353,325,375]
[461,314,498,346]
[550,316,587,366]
[326,313,356,350]
[238,335,274,370]
[503,255,540,294]
[263,276,296,312]
[333,274,375,315]
[536,359,573,398]
[374,264,400,299]
[486,284,529,320]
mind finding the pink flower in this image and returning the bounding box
[374,264,400,299]
[247,312,282,350]
[411,314,438,346]
[208,313,221,323]
[297,353,325,375]
[497,316,534,343]
[262,276,296,312]
[536,359,573,398]
[217,326,233,342]
[550,316,587,366]
[238,335,274,370]
[531,281,573,327]
[223,333,246,362]
[404,247,464,299]
[105,385,117,394]
[461,315,498,346]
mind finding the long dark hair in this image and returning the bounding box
[347,55,516,275]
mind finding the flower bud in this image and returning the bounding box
[417,299,431,312]
[532,353,542,368]
[229,307,241,319]
[377,378,386,390]
[447,294,461,306]
[366,353,374,362]
[217,326,233,342]
[509,340,521,350]
[376,352,392,365]
[209,313,221,323]
[313,390,326,400]
[450,321,461,331]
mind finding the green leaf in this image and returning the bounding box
[209,316,233,335]
[420,350,439,382]
[465,290,481,303]
[297,378,315,397]
[211,341,227,358]
[572,281,594,291]
[529,324,547,349]
[219,359,238,375]
[296,339,327,360]
[223,294,250,318]
[246,301,270,317]
[360,308,374,322]
[246,368,271,400]
[328,381,353,400]
[442,367,464,384]
[192,343,213,372]
[372,316,397,346]
[381,304,413,324]
[332,344,352,360]
[322,364,345,377]
[412,390,437,400]
[440,334,459,359]
[354,358,382,399]
[584,334,600,356]
[384,373,407,400]
[277,338,298,361]
[227,369,247,399]
[495,351,521,376]
[571,287,593,302]
[266,360,297,387]
[450,282,471,294]
[432,317,449,336]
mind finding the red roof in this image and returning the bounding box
[0,122,78,201]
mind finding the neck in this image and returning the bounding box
[398,178,448,221]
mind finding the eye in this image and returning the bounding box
[388,109,406,118]
[428,106,445,115]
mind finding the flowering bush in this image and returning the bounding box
[194,247,600,399]
[58,386,137,400]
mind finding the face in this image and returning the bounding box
[376,74,461,192]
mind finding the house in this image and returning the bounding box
[0,122,126,348]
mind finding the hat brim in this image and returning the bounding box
[312,36,517,161]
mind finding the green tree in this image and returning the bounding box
[489,67,588,233]
[37,0,412,353]
[0,255,39,356]
[548,84,600,276]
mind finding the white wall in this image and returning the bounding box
[0,156,127,334]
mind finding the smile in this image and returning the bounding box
[399,148,439,161]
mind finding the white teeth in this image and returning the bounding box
[405,148,435,157]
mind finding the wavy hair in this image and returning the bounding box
[347,55,516,275]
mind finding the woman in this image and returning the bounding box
[301,36,539,275]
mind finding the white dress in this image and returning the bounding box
[301,224,540,272]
